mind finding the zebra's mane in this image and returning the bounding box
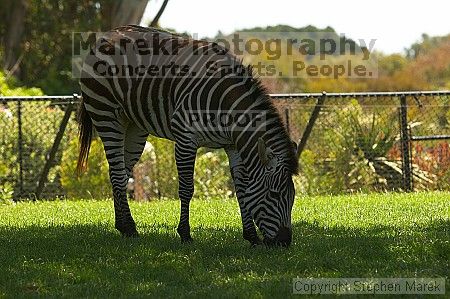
[244,64,299,175]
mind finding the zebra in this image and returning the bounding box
[77,25,299,246]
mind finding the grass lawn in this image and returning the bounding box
[0,192,449,298]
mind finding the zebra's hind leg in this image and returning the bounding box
[124,124,149,180]
[98,122,138,237]
[225,149,261,246]
[174,141,198,243]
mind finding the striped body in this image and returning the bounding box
[78,25,298,246]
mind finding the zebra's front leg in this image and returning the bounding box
[226,149,261,246]
[175,142,198,243]
[238,198,261,246]
[234,170,261,246]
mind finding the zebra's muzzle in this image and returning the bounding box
[263,226,292,247]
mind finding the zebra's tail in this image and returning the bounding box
[76,96,93,175]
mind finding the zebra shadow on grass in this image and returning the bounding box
[0,220,448,297]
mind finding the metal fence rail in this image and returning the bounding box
[1,91,449,200]
[273,91,450,194]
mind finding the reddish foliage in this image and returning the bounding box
[387,142,450,177]
[412,142,450,176]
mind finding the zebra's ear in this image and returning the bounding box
[258,137,273,166]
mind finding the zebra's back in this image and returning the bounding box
[80,25,252,147]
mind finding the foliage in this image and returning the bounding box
[194,148,233,198]
[60,137,111,199]
[1,1,96,93]
[366,34,450,91]
[0,70,42,96]
[133,137,233,200]
[0,182,14,205]
[0,0,149,94]
[60,135,233,201]
[296,100,402,194]
[133,137,178,200]
[406,33,450,58]
[1,8,449,95]
[0,71,71,199]
[212,24,450,94]
[0,193,448,297]
[219,26,450,94]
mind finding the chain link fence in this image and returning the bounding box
[0,96,79,200]
[275,91,450,194]
[1,91,449,201]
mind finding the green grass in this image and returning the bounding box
[0,193,449,298]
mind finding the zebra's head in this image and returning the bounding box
[254,137,297,247]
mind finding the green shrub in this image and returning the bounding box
[0,101,79,198]
[60,137,111,199]
[296,99,402,194]
[0,182,14,204]
[0,72,72,199]
[133,137,178,200]
[59,133,234,201]
[194,148,233,199]
[133,137,233,200]
[0,72,43,97]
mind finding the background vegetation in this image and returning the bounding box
[0,1,449,200]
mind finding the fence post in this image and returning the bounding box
[17,100,23,199]
[399,95,412,192]
[296,91,326,159]
[35,97,75,199]
[284,108,290,137]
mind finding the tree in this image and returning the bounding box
[106,0,150,28]
[0,0,161,94]
[0,0,29,75]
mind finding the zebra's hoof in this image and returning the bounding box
[116,222,139,238]
[177,225,192,243]
[249,238,263,247]
[180,236,194,243]
[121,229,139,238]
[243,230,261,246]
[248,237,262,247]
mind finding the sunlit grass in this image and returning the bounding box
[0,192,448,298]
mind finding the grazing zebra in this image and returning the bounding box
[77,25,298,246]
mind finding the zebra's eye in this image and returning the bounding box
[265,155,277,172]
[269,189,278,199]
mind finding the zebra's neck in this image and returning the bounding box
[232,106,293,177]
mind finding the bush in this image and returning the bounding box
[0,72,73,199]
[0,105,78,198]
[0,182,14,204]
[133,137,233,200]
[194,148,233,199]
[295,99,403,194]
[133,137,178,200]
[60,137,111,199]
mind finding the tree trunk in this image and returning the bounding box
[3,0,28,76]
[110,0,149,28]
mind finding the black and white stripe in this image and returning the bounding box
[77,25,298,246]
